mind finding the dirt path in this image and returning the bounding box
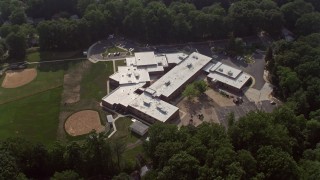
[57,60,92,140]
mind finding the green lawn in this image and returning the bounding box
[115,59,126,71]
[111,117,139,144]
[26,50,83,63]
[123,144,144,165]
[0,69,64,104]
[80,61,114,100]
[102,46,127,57]
[0,87,62,145]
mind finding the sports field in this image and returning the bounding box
[0,48,121,145]
[0,87,62,145]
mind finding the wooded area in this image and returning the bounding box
[1,107,319,179]
[0,0,320,179]
[0,0,319,60]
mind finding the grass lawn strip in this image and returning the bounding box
[110,117,139,144]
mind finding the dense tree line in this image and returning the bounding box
[143,107,320,179]
[1,107,319,179]
[266,33,320,117]
[0,134,133,179]
[0,0,318,53]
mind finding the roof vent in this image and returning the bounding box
[134,72,140,78]
[127,72,132,77]
[165,80,171,86]
[143,101,151,106]
[193,55,198,59]
[157,105,167,114]
[228,71,233,76]
[187,63,192,68]
[218,68,223,72]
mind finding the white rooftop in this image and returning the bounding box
[129,92,179,122]
[135,52,157,66]
[147,52,212,98]
[208,72,250,89]
[155,55,169,67]
[102,83,145,107]
[110,66,150,84]
[126,57,136,66]
[165,53,188,64]
[210,63,241,79]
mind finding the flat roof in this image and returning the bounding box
[155,56,168,67]
[110,66,150,84]
[137,65,164,73]
[135,52,157,66]
[211,63,242,79]
[208,71,251,89]
[126,57,136,66]
[147,52,212,98]
[129,92,179,122]
[102,83,145,107]
[165,53,188,64]
[130,121,149,136]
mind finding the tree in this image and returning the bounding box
[0,151,19,179]
[0,41,7,62]
[257,146,300,180]
[183,83,199,100]
[5,32,26,59]
[9,9,27,25]
[82,133,114,177]
[229,111,292,154]
[237,150,257,179]
[296,12,320,36]
[194,80,207,94]
[281,0,314,28]
[51,170,81,180]
[112,140,126,170]
[158,152,199,180]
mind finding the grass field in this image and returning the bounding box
[0,69,64,104]
[110,117,139,144]
[0,87,62,145]
[81,61,114,100]
[26,50,83,63]
[102,46,127,57]
[123,145,144,165]
[115,59,126,71]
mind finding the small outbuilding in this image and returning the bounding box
[130,120,149,136]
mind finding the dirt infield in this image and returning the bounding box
[1,68,37,88]
[65,110,105,136]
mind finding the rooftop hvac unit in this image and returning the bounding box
[187,63,192,68]
[157,105,167,114]
[228,71,233,76]
[134,72,140,78]
[165,80,171,86]
[143,101,151,106]
[218,68,223,72]
[127,72,132,77]
[193,55,198,59]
